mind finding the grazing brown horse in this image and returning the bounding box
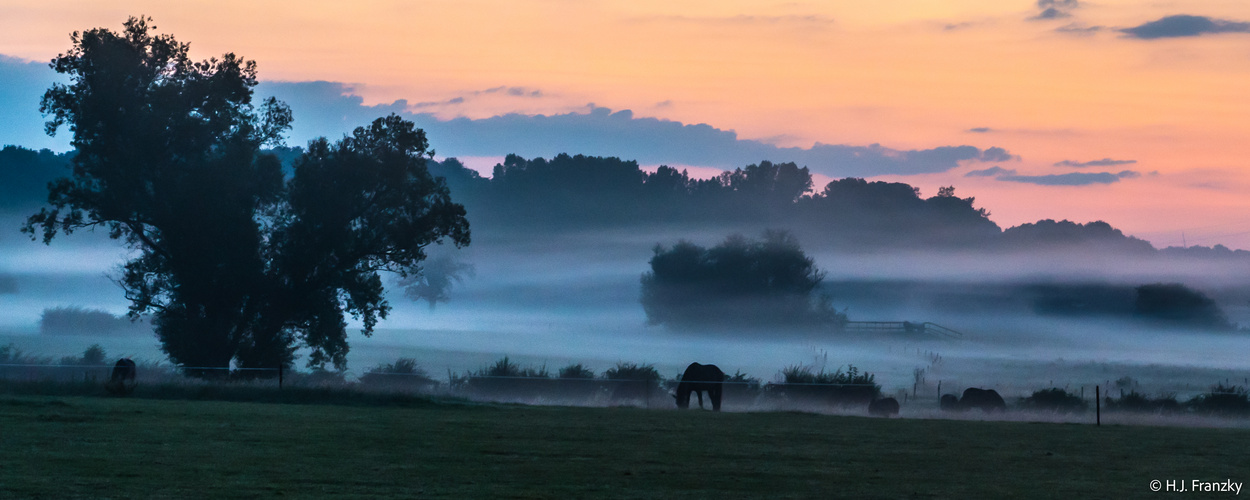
[674,363,724,411]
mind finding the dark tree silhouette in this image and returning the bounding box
[24,18,469,373]
[999,219,1155,253]
[0,146,70,210]
[1133,283,1233,331]
[246,118,470,369]
[641,231,843,328]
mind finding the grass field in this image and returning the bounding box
[1,393,1247,499]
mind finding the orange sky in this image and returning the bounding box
[2,1,1249,247]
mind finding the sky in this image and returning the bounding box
[2,1,1250,248]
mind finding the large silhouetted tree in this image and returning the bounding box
[25,18,468,373]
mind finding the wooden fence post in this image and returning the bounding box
[278,363,284,390]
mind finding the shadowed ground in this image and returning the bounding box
[1,395,1245,498]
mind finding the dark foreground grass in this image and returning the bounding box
[1,394,1247,499]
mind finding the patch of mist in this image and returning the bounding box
[809,248,1250,287]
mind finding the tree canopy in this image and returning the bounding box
[640,231,844,329]
[25,17,469,373]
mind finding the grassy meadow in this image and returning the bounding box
[2,392,1247,499]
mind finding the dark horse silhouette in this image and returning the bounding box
[104,358,137,396]
[674,362,724,411]
[868,397,900,417]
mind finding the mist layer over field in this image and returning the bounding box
[6,214,1248,407]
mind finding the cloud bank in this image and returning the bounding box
[1054,158,1137,168]
[965,166,1018,177]
[1,57,1014,179]
[998,170,1140,186]
[257,81,1013,178]
[1122,15,1250,39]
[1031,0,1079,21]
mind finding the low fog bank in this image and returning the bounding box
[811,248,1250,287]
[3,213,1250,409]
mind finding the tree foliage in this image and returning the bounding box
[640,231,844,328]
[1133,283,1233,331]
[429,154,1002,248]
[25,18,468,373]
[0,146,71,210]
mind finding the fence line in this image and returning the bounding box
[0,363,276,371]
[3,364,1247,398]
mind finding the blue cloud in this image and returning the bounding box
[1030,0,1079,21]
[1122,15,1250,39]
[1033,8,1070,20]
[965,166,1018,177]
[997,170,1140,186]
[1053,158,1137,168]
[1055,23,1103,35]
[980,146,1016,162]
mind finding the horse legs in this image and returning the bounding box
[696,390,704,409]
[675,383,691,409]
[710,386,722,412]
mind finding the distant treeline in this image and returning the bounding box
[827,280,1238,331]
[39,306,151,337]
[420,153,1225,255]
[0,145,72,210]
[4,144,1249,257]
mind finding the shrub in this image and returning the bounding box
[603,362,663,403]
[479,356,549,379]
[1187,384,1250,415]
[772,364,880,406]
[1022,388,1088,414]
[1104,391,1180,414]
[722,370,762,402]
[58,344,109,366]
[725,370,760,388]
[359,358,438,390]
[558,363,596,379]
[555,364,601,400]
[781,364,817,384]
[603,362,661,382]
[465,357,553,400]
